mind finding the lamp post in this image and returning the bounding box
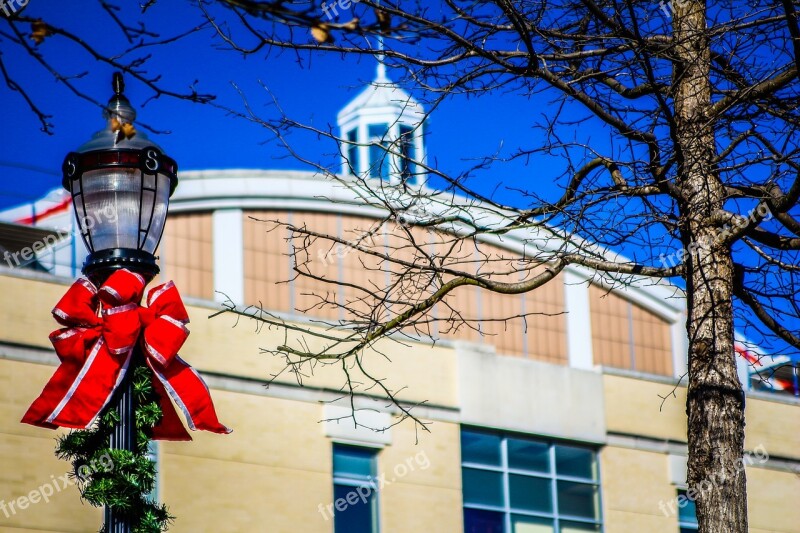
[61,72,178,533]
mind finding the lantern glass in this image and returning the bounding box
[74,168,171,255]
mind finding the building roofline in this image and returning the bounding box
[171,169,687,316]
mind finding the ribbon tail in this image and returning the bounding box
[26,340,130,430]
[150,375,192,441]
[22,353,84,429]
[147,357,231,435]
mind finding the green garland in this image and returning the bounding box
[55,364,174,532]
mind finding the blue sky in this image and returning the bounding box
[0,1,565,211]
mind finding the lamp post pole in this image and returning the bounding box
[62,72,178,533]
[104,372,135,533]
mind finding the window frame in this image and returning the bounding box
[345,128,360,176]
[332,443,381,533]
[146,440,159,503]
[676,489,699,532]
[398,124,416,183]
[461,428,604,533]
[367,123,391,180]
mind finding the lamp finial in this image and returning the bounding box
[112,72,124,97]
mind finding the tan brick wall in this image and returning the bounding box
[600,446,677,533]
[161,394,332,533]
[1,273,798,533]
[747,466,800,532]
[159,212,213,300]
[603,374,688,442]
[590,285,674,376]
[0,359,100,532]
[379,418,462,532]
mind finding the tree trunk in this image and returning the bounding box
[673,1,748,532]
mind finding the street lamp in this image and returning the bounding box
[62,72,177,533]
[62,72,177,285]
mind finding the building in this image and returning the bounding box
[1,68,798,533]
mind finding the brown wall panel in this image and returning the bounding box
[159,211,669,373]
[589,284,673,376]
[243,211,292,313]
[340,215,390,323]
[158,212,213,300]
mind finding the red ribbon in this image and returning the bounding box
[22,269,231,440]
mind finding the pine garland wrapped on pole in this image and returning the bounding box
[56,366,173,532]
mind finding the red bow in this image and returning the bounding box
[22,269,231,440]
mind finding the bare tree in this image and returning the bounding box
[4,2,800,532]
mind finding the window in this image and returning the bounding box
[345,128,360,175]
[146,441,159,502]
[461,429,602,533]
[677,489,698,532]
[398,124,416,183]
[333,444,380,533]
[367,123,390,180]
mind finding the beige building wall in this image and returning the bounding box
[0,272,797,533]
[378,419,463,533]
[0,358,100,532]
[602,372,800,533]
[746,467,800,533]
[600,446,677,533]
[161,394,332,533]
[603,374,688,442]
[599,443,800,533]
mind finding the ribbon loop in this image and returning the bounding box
[102,303,141,355]
[22,269,230,440]
[98,269,146,307]
[52,278,101,328]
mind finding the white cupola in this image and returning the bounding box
[337,62,426,185]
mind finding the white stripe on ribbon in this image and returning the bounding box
[143,316,189,366]
[144,340,168,366]
[147,280,174,307]
[148,360,196,431]
[77,278,98,295]
[51,328,83,342]
[160,314,190,333]
[130,271,146,287]
[176,356,211,395]
[93,348,133,425]
[100,285,122,303]
[103,302,138,316]
[45,337,105,425]
[101,303,139,355]
[52,307,72,324]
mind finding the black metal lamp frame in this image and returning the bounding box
[62,147,177,284]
